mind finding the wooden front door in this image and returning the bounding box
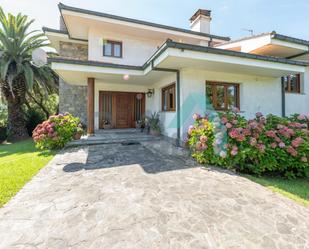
[99,91,145,129]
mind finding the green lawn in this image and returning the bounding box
[247,175,309,207]
[0,139,54,207]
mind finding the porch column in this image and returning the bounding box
[87,77,95,135]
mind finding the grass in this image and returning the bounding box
[0,139,54,207]
[246,175,309,207]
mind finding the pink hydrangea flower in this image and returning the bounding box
[226,122,232,129]
[236,134,245,142]
[291,137,304,148]
[301,156,307,162]
[297,114,306,121]
[192,113,201,120]
[257,143,266,153]
[270,143,277,149]
[265,130,276,138]
[229,129,238,139]
[221,117,228,124]
[249,137,257,146]
[286,146,297,157]
[200,135,208,143]
[231,149,238,156]
[188,125,195,135]
[278,142,286,148]
[220,151,227,158]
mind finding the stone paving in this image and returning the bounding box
[0,139,309,249]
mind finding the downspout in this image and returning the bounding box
[151,65,181,146]
[281,77,286,117]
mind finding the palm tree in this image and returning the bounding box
[0,8,57,141]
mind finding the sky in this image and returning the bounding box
[1,0,309,40]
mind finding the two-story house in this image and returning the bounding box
[44,3,309,144]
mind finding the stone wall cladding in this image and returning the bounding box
[59,79,87,125]
[59,41,88,60]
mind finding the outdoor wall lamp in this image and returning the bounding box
[146,89,154,98]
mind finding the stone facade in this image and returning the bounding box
[58,41,88,124]
[59,41,88,60]
[59,79,87,125]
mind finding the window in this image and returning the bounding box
[206,81,239,111]
[103,40,122,58]
[162,83,176,111]
[284,74,301,93]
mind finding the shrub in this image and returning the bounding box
[0,126,7,142]
[188,111,309,178]
[25,108,45,136]
[0,103,7,127]
[32,113,83,149]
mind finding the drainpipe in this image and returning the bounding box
[281,77,286,117]
[152,66,181,146]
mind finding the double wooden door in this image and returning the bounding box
[99,91,145,129]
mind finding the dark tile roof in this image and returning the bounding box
[58,3,229,41]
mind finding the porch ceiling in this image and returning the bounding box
[250,44,307,58]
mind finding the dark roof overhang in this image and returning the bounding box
[58,3,230,41]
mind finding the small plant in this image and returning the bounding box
[32,113,82,149]
[147,112,161,136]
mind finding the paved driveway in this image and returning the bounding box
[0,140,308,249]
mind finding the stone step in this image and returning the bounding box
[66,134,161,148]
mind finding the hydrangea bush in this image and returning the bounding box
[32,113,83,149]
[188,111,309,178]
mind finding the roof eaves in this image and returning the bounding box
[42,27,68,35]
[58,2,230,41]
[271,33,309,47]
[165,40,309,66]
[215,32,272,47]
[42,27,88,42]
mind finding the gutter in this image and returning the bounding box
[281,77,286,117]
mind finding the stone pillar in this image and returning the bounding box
[87,78,95,135]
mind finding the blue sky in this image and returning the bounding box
[1,0,309,40]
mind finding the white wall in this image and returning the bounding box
[179,69,282,140]
[88,27,162,66]
[147,74,177,138]
[285,68,309,115]
[94,81,148,130]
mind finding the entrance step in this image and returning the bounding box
[66,130,161,148]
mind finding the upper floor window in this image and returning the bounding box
[162,83,176,112]
[284,74,301,93]
[206,81,240,111]
[103,40,122,58]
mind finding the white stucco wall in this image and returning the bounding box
[147,74,177,138]
[285,68,309,116]
[88,27,162,66]
[179,69,282,140]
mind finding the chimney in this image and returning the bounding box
[190,9,211,34]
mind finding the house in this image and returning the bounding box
[44,3,309,144]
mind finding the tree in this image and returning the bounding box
[0,8,57,141]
